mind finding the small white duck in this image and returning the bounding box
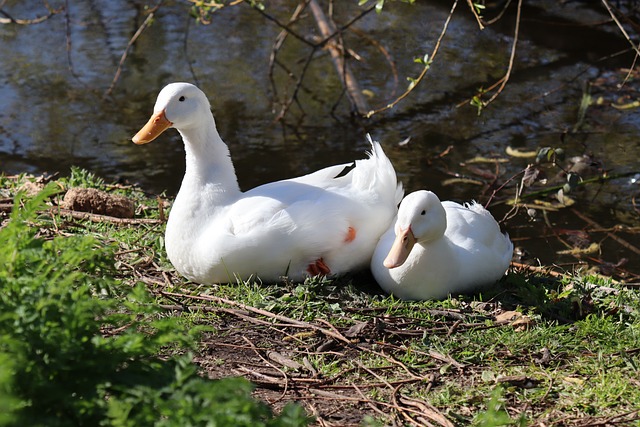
[371,190,513,300]
[133,82,403,284]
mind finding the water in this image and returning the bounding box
[1,0,639,280]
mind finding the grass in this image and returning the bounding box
[1,171,639,426]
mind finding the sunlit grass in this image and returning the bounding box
[3,171,639,426]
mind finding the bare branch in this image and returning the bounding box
[465,0,485,29]
[601,0,640,57]
[479,0,522,108]
[366,0,459,118]
[0,2,62,25]
[103,1,163,99]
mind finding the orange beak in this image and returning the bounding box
[383,226,416,269]
[132,110,172,145]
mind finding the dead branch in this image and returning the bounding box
[53,208,163,225]
[510,260,571,279]
[160,291,356,346]
[0,202,163,225]
[571,208,640,256]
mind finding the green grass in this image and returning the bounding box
[1,171,639,426]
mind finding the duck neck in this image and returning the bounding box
[177,116,241,205]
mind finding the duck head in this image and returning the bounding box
[383,190,447,268]
[133,82,212,144]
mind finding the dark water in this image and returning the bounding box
[1,1,639,280]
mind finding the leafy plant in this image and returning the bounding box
[61,166,106,189]
[0,184,311,426]
[473,387,526,426]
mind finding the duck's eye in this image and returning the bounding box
[420,210,426,215]
[179,96,186,102]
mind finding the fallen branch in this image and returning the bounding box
[571,208,640,256]
[53,208,163,225]
[1,202,163,224]
[160,291,356,346]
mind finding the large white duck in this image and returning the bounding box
[133,82,403,284]
[371,190,513,300]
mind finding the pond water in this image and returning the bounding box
[1,0,639,281]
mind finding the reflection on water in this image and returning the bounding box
[1,1,639,280]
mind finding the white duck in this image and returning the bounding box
[133,82,403,284]
[371,190,513,300]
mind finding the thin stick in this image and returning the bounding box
[53,208,163,225]
[571,208,640,256]
[103,1,163,98]
[465,0,485,29]
[183,12,200,87]
[268,2,308,119]
[365,0,458,117]
[601,0,640,57]
[0,3,62,24]
[64,0,84,83]
[161,291,355,346]
[480,0,522,107]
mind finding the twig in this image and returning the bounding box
[245,0,312,46]
[183,12,200,87]
[510,261,569,279]
[268,2,309,120]
[53,208,163,225]
[571,208,640,256]
[103,1,163,98]
[274,48,318,122]
[465,0,485,29]
[308,0,368,115]
[399,396,455,427]
[365,0,458,117]
[601,0,640,58]
[0,3,62,24]
[1,202,163,225]
[478,0,522,108]
[482,0,513,25]
[241,336,290,404]
[351,382,389,419]
[160,291,355,346]
[64,0,84,84]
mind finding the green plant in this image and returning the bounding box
[0,184,310,426]
[61,166,106,189]
[473,387,526,426]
